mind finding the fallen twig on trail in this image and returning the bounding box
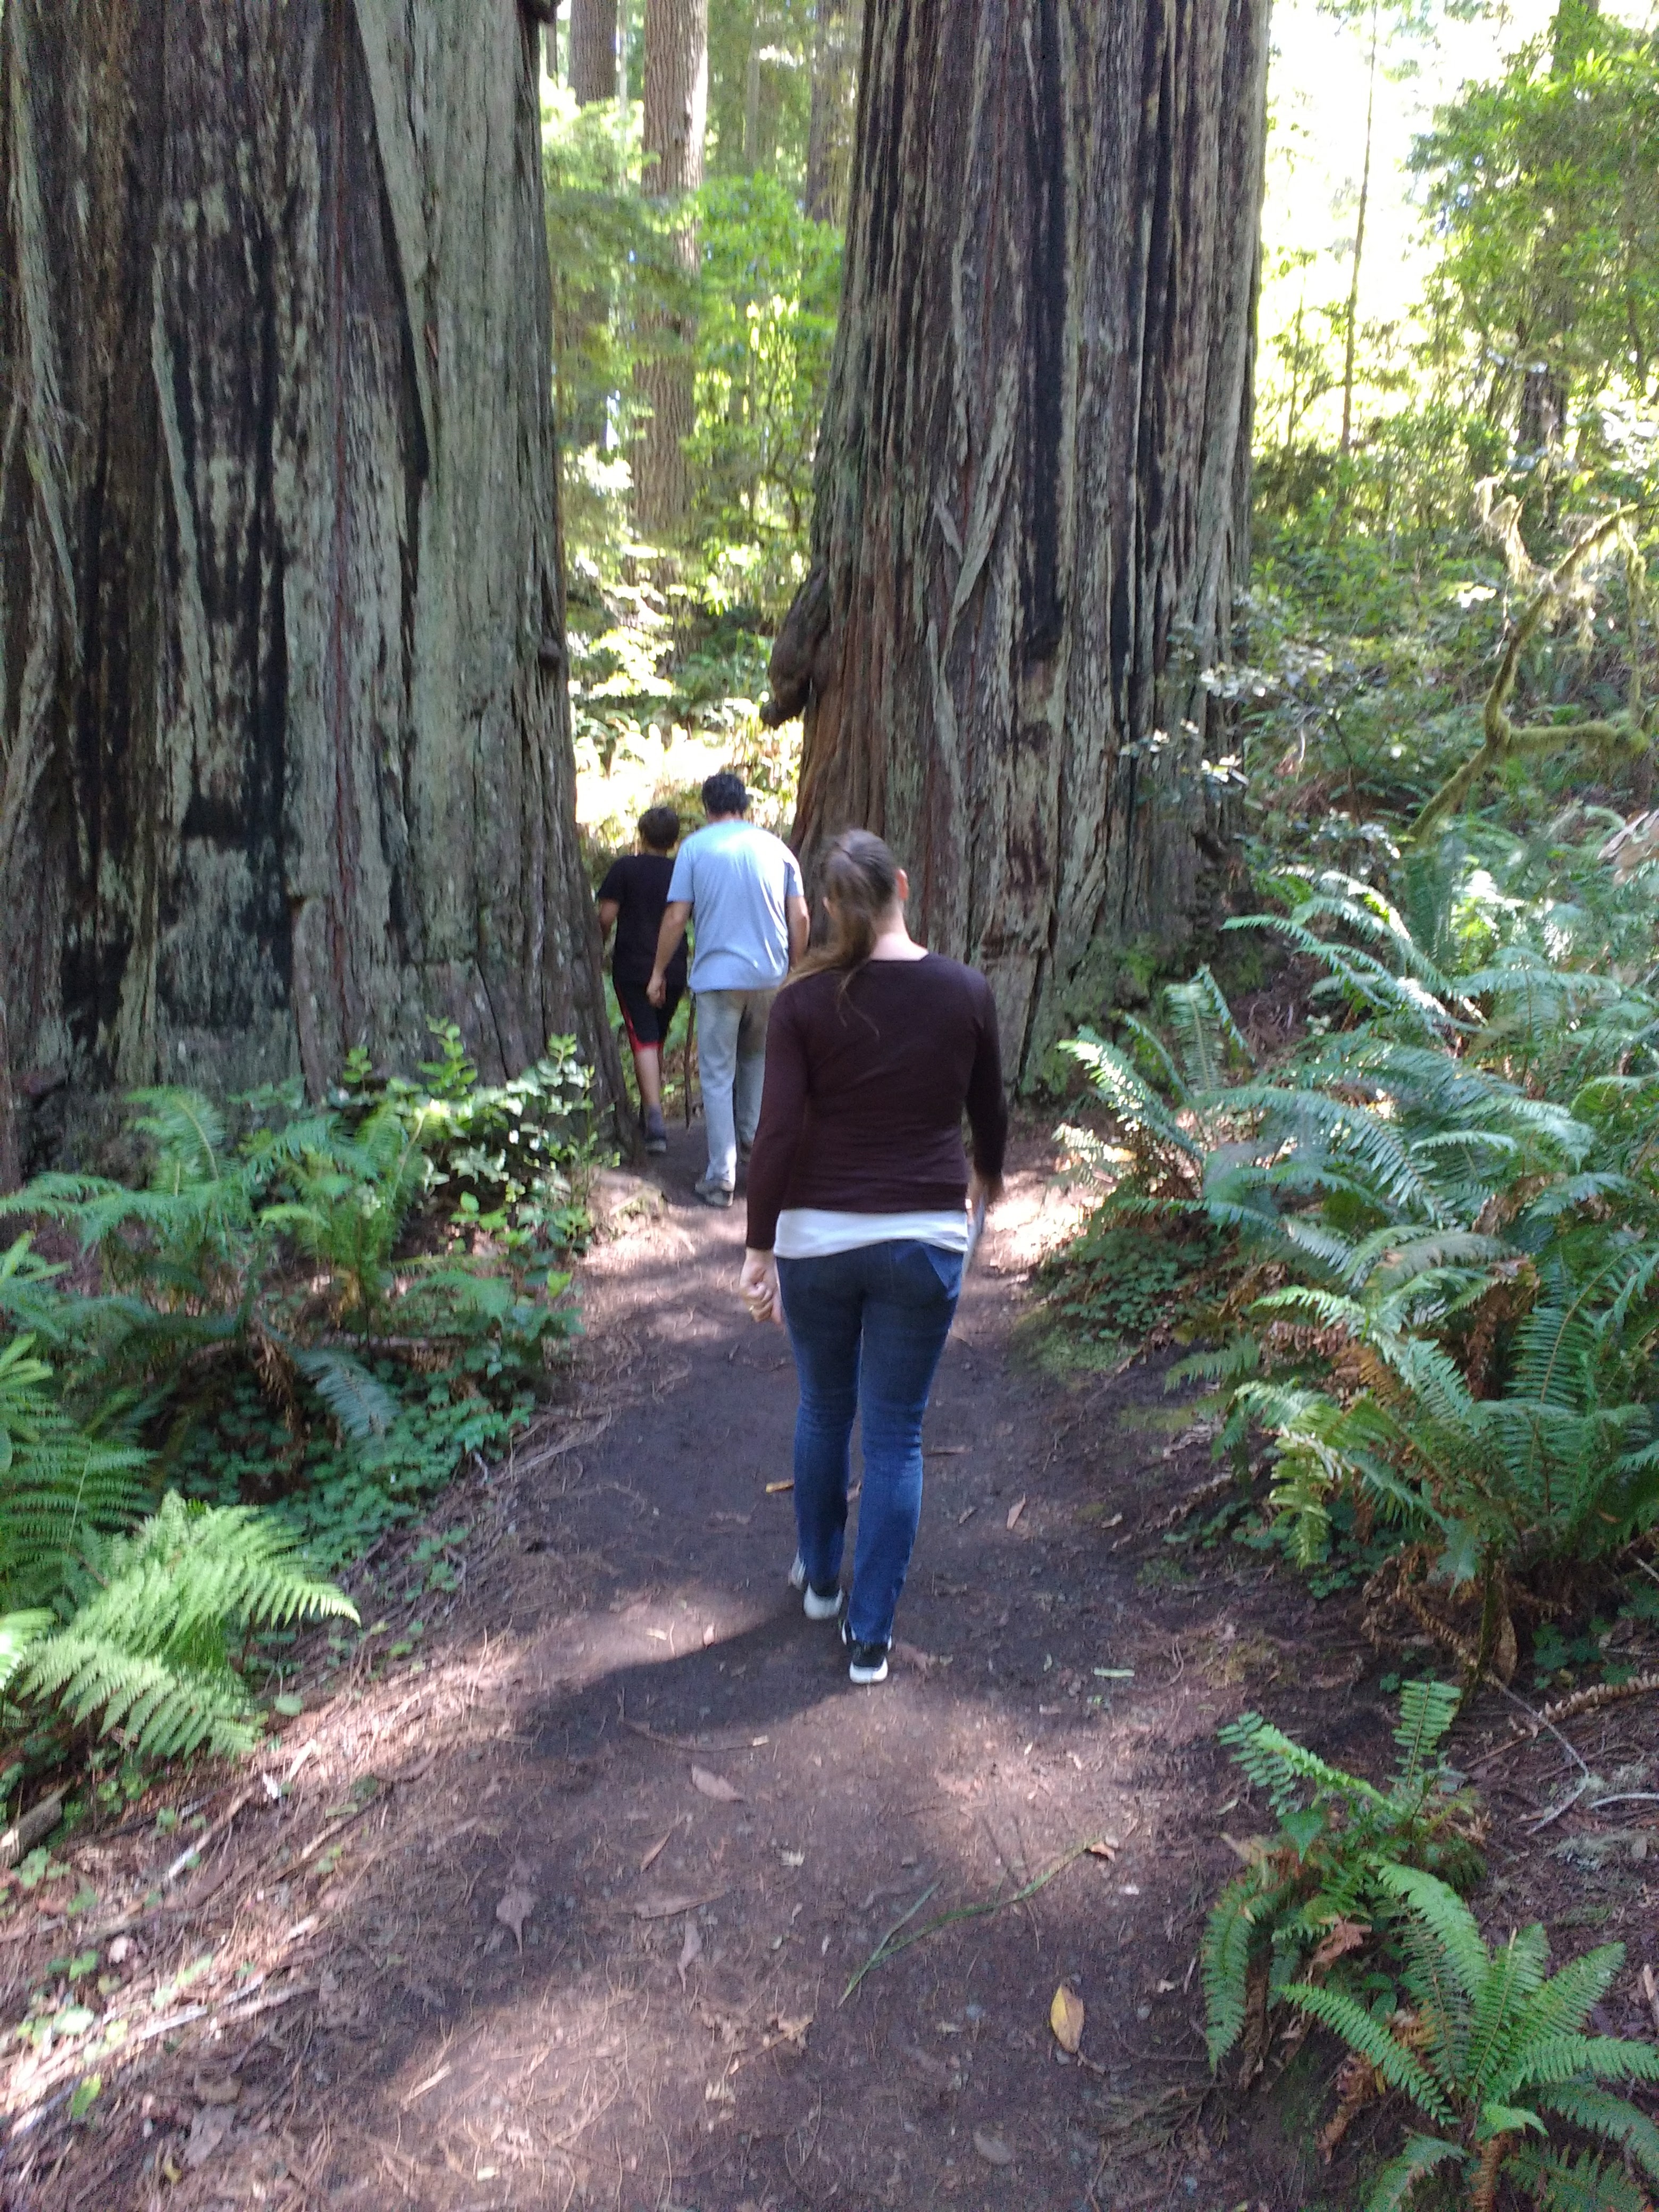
[841,1838,1107,2002]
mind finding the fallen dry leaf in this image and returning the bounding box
[1085,1837,1119,1858]
[691,1764,742,1803]
[677,1917,703,1987]
[764,1479,793,1494]
[192,2073,240,2107]
[772,2012,812,2046]
[1006,1495,1027,1531]
[496,1884,536,1950]
[973,2127,1014,2167]
[183,2103,234,2170]
[892,1640,943,1675]
[1050,1984,1085,2054]
[640,1829,674,1874]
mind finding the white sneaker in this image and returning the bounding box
[789,1554,843,1621]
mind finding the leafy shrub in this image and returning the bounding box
[0,1033,598,1783]
[1289,1864,1659,2209]
[1203,1681,1484,2069]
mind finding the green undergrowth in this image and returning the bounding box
[0,1027,602,1809]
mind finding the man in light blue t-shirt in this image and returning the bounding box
[648,771,809,1205]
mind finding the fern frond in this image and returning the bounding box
[1506,2035,1659,2096]
[1201,1871,1262,2065]
[1374,1867,1488,2000]
[0,1608,52,1696]
[128,1087,227,1190]
[1359,2130,1462,2210]
[1507,1942,1627,2057]
[1511,2145,1653,2212]
[1220,1712,1385,1818]
[19,1628,258,1759]
[291,1348,396,1439]
[15,1495,355,1760]
[1285,1984,1455,2125]
[1390,1680,1460,1793]
[1532,2085,1659,2182]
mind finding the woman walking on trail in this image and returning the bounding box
[740,831,1007,1685]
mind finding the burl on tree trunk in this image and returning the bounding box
[769,0,1270,1081]
[0,0,622,1144]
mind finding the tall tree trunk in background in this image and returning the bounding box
[0,0,623,1164]
[1337,0,1380,458]
[1514,0,1594,467]
[805,0,858,224]
[767,0,1270,1082]
[743,31,764,171]
[635,0,708,543]
[570,0,619,104]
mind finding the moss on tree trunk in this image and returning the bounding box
[0,0,622,1148]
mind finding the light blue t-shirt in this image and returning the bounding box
[667,819,803,992]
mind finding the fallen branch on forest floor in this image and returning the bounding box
[840,1839,1108,2003]
[0,1790,63,1870]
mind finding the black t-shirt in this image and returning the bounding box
[598,853,687,988]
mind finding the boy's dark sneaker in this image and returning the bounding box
[643,1107,668,1154]
[841,1616,890,1686]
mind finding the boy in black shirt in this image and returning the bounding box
[597,807,686,1153]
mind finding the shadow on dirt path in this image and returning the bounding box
[12,1123,1372,2212]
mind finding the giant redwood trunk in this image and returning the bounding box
[769,0,1270,1080]
[0,0,623,1152]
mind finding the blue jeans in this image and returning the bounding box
[777,1240,962,1646]
[696,988,776,1187]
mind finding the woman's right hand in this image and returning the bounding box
[740,1249,783,1327]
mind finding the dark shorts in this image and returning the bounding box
[616,978,683,1051]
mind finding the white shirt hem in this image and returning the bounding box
[772,1207,970,1259]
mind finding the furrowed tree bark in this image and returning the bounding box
[635,0,708,543]
[570,0,619,104]
[805,0,859,224]
[0,0,623,1146]
[769,0,1270,1083]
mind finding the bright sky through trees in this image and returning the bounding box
[1259,0,1652,444]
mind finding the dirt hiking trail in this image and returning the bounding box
[12,1125,1403,2212]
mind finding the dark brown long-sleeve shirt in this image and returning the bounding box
[745,956,1008,1253]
